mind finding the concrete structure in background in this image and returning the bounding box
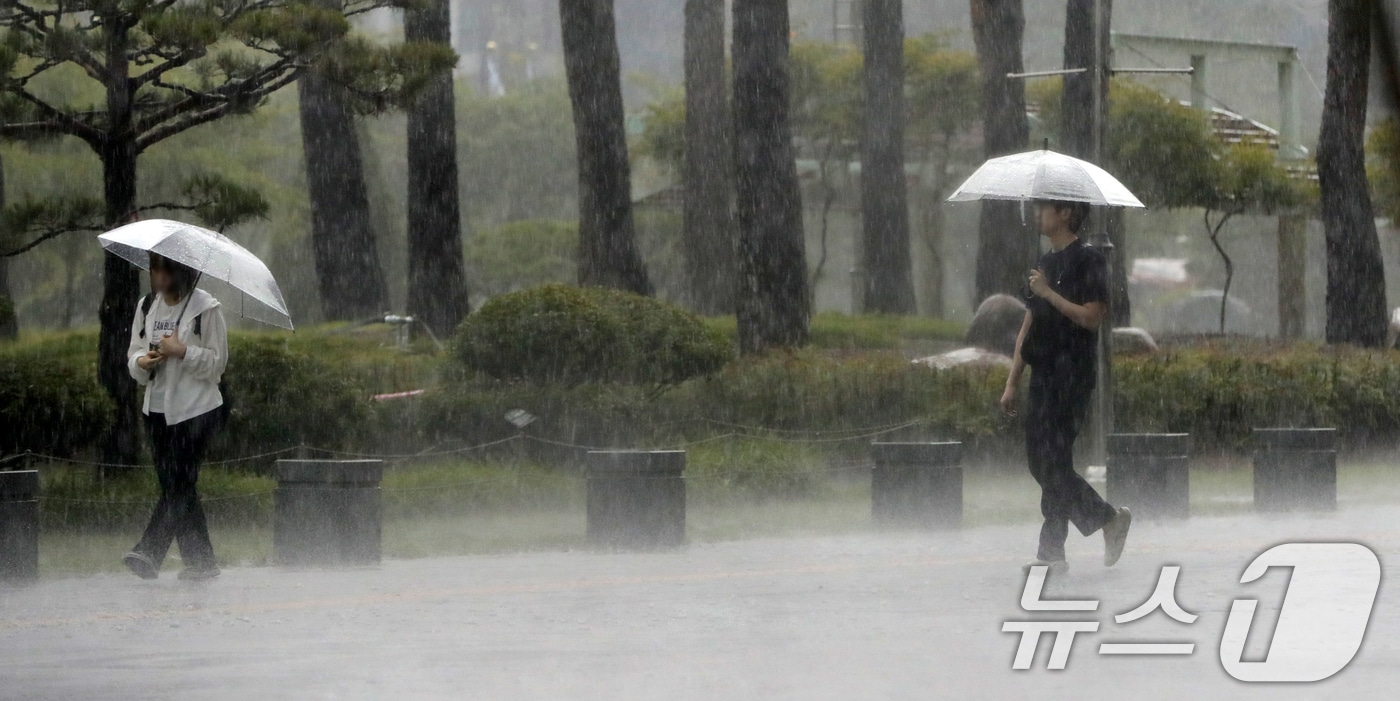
[585,450,686,549]
[1106,433,1190,520]
[1113,33,1307,159]
[0,470,39,583]
[870,441,963,529]
[1253,428,1337,512]
[274,460,384,567]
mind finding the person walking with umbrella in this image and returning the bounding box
[100,219,294,581]
[947,147,1141,573]
[121,253,228,580]
[998,200,1130,574]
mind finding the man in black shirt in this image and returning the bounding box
[999,200,1131,574]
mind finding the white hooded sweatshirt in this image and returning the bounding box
[126,288,227,426]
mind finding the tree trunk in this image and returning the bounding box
[405,0,471,335]
[683,0,737,314]
[0,155,16,341]
[860,0,916,314]
[970,0,1034,306]
[298,62,391,321]
[560,0,653,295]
[1319,0,1388,346]
[1277,213,1307,339]
[732,0,809,352]
[96,22,143,467]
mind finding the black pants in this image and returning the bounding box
[1025,358,1116,561]
[134,410,221,569]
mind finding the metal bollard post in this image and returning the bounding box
[1253,428,1336,512]
[1106,433,1191,520]
[585,450,685,549]
[273,460,384,566]
[0,470,40,583]
[870,442,963,530]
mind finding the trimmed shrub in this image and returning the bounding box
[213,335,373,458]
[453,284,731,386]
[0,332,113,458]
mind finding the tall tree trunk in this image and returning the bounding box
[0,155,16,341]
[860,0,916,314]
[1319,0,1388,346]
[1061,0,1129,325]
[97,21,142,466]
[298,66,391,321]
[732,0,809,352]
[560,0,653,295]
[405,0,471,335]
[683,0,737,314]
[970,0,1034,306]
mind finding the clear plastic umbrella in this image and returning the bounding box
[98,219,293,329]
[946,147,1145,208]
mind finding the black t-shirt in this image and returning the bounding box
[1020,238,1108,375]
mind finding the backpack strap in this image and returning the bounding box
[192,313,202,337]
[138,294,155,340]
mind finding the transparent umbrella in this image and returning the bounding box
[98,219,293,329]
[946,147,1145,208]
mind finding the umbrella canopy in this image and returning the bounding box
[946,148,1145,208]
[99,219,293,329]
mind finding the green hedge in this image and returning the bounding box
[0,331,379,463]
[1115,345,1400,450]
[5,326,1400,465]
[0,332,113,458]
[453,284,731,385]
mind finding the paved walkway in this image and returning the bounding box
[1,504,1397,700]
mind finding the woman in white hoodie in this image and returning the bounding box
[121,254,228,581]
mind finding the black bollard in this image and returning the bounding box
[273,460,384,566]
[1106,434,1191,520]
[1253,428,1337,512]
[585,450,685,549]
[0,470,39,583]
[870,442,963,530]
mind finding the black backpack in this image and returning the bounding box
[140,293,233,426]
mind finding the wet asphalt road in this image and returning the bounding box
[1,505,1396,701]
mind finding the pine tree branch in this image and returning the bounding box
[2,87,102,146]
[136,63,300,149]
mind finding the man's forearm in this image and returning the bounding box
[1045,291,1103,330]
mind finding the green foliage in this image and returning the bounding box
[635,89,686,172]
[904,36,980,144]
[1116,345,1400,450]
[453,284,732,386]
[1207,143,1310,215]
[0,332,113,458]
[456,80,578,226]
[1107,80,1219,208]
[214,335,373,457]
[1367,117,1400,222]
[702,312,966,350]
[789,41,864,149]
[0,328,386,461]
[464,219,577,299]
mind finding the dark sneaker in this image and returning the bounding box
[177,566,221,581]
[1021,559,1069,575]
[122,551,159,580]
[1103,507,1132,567]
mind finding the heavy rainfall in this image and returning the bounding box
[1,0,1399,699]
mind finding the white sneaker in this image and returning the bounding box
[1103,507,1132,567]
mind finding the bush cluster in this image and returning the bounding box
[452,284,731,386]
